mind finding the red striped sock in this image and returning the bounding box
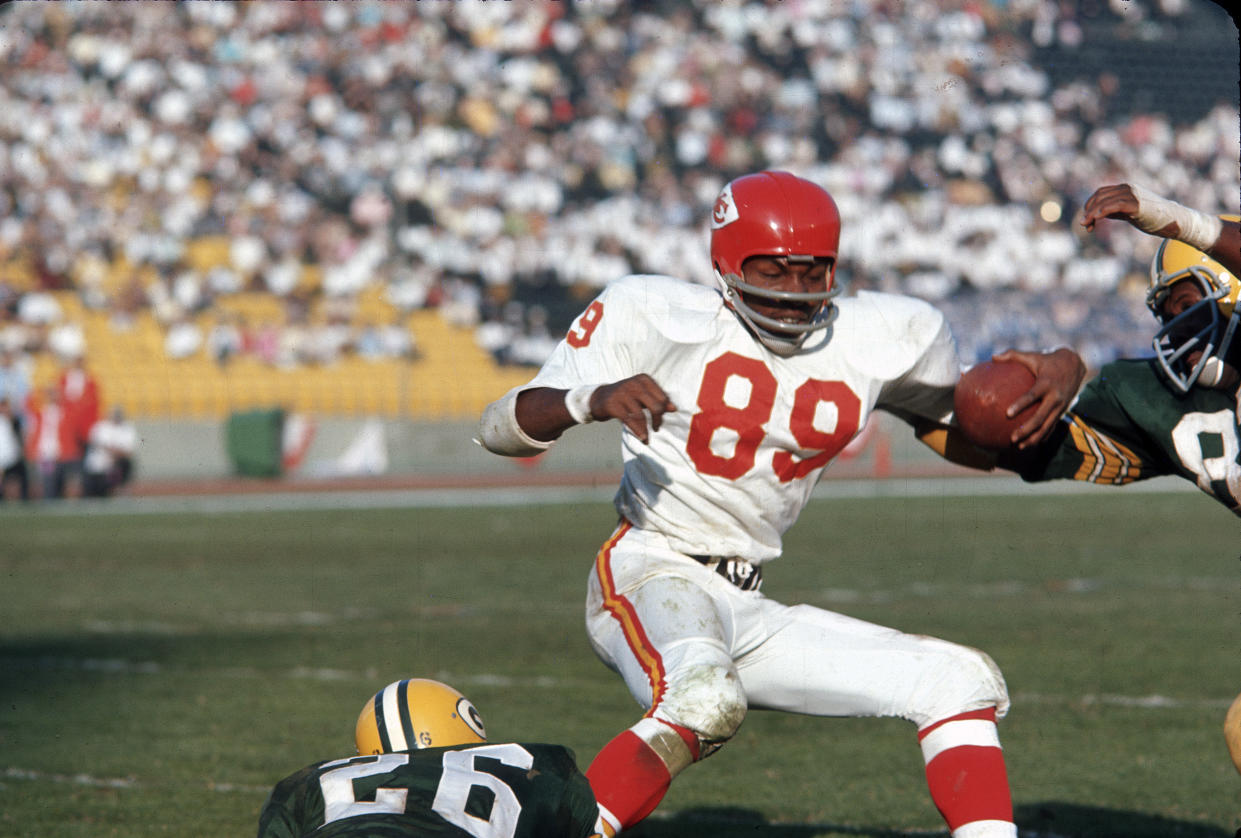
[586,720,699,831]
[918,708,1014,835]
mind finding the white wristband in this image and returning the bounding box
[564,385,598,425]
[1130,183,1223,252]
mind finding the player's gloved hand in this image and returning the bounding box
[590,374,677,444]
[991,347,1085,448]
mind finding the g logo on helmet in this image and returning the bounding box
[458,698,487,740]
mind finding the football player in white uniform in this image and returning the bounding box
[478,171,1085,837]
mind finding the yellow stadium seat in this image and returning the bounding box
[183,236,232,274]
[39,238,550,421]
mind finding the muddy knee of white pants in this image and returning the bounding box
[655,658,748,754]
[910,638,1010,726]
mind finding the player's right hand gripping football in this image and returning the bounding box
[590,374,677,444]
[990,347,1086,447]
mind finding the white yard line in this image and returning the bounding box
[2,656,1230,712]
[2,766,271,794]
[0,475,1196,516]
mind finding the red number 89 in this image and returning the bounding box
[686,352,861,482]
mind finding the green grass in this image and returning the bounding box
[1,489,1238,837]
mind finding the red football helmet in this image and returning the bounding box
[710,171,842,354]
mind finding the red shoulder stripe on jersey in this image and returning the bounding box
[594,521,668,715]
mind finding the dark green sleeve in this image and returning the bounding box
[256,764,322,838]
[1005,361,1178,485]
[1005,360,1241,514]
[524,745,601,838]
[558,768,603,837]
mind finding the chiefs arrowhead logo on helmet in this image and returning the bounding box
[711,184,739,229]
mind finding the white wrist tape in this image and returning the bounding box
[564,385,598,425]
[1130,183,1223,252]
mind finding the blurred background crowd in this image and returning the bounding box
[0,0,1237,485]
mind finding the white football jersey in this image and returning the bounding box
[524,274,961,561]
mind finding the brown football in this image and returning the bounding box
[953,360,1038,449]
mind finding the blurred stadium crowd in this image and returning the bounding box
[0,0,1237,393]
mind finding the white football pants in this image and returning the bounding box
[585,521,1009,745]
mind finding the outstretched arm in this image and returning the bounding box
[992,347,1087,448]
[913,346,1085,469]
[1081,183,1241,275]
[1214,220,1241,276]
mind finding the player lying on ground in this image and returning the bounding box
[478,171,1085,838]
[257,678,608,838]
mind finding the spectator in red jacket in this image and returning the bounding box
[58,356,101,453]
[24,385,84,499]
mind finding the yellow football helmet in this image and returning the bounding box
[355,678,487,755]
[1145,216,1240,393]
[1226,691,1241,776]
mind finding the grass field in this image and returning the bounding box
[1,486,1238,837]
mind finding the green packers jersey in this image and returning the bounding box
[1005,359,1240,515]
[257,743,602,838]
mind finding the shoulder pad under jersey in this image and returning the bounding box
[833,290,952,371]
[837,290,947,341]
[605,274,725,344]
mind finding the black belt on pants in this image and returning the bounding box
[689,555,763,591]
